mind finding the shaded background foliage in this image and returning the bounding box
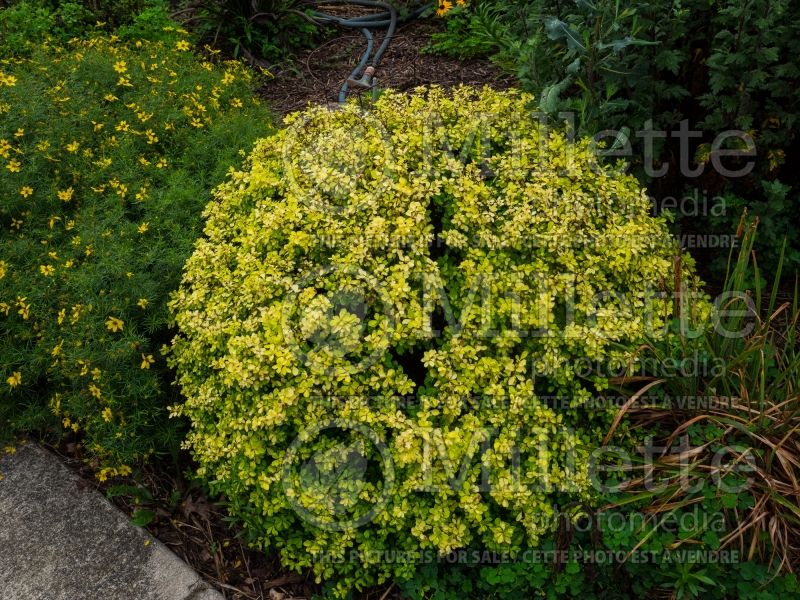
[430,0,800,278]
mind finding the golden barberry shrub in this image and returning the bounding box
[168,86,702,594]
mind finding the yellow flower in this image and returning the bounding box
[0,260,6,279]
[57,187,74,202]
[6,372,22,388]
[105,316,124,333]
[156,158,167,169]
[39,264,55,277]
[140,354,155,369]
[17,298,30,320]
[115,120,130,132]
[104,93,118,102]
[65,140,80,153]
[14,128,24,138]
[92,121,105,132]
[88,383,103,399]
[0,71,18,87]
[101,407,113,422]
[231,98,243,108]
[176,40,191,51]
[137,298,149,309]
[113,60,127,74]
[222,71,236,85]
[436,0,454,16]
[19,186,33,198]
[57,308,66,325]
[190,117,203,128]
[6,159,21,173]
[137,222,149,234]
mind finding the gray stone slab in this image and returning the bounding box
[0,443,222,600]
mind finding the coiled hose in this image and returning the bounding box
[307,1,434,103]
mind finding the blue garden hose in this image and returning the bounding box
[306,1,434,103]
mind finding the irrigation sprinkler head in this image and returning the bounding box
[347,66,377,88]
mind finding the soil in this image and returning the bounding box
[259,19,515,115]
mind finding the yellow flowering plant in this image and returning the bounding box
[168,86,706,594]
[0,32,272,469]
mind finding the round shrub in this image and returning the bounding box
[169,86,699,593]
[0,33,272,471]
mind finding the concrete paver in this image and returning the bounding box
[0,443,222,600]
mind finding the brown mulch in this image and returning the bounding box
[259,18,515,115]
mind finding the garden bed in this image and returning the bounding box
[259,20,514,114]
[2,2,799,599]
